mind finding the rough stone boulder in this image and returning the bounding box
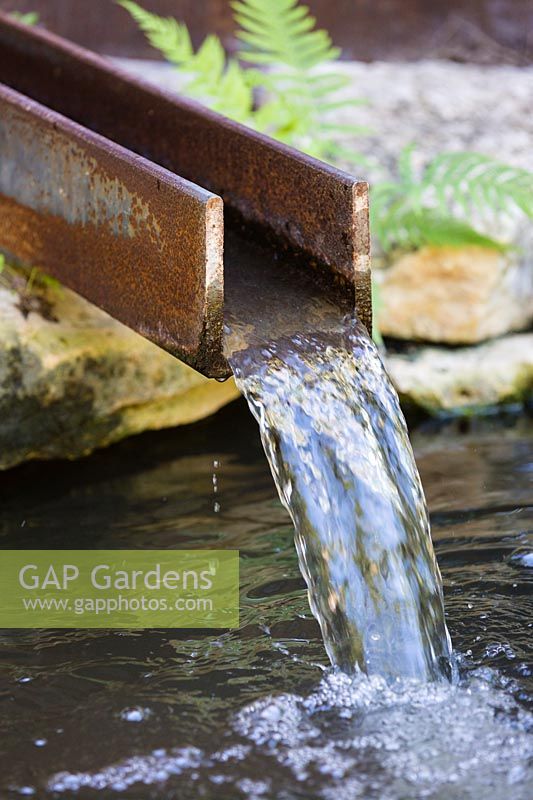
[0,270,239,470]
[376,246,533,344]
[385,333,533,414]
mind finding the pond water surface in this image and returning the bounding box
[0,402,531,798]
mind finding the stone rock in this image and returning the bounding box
[376,246,533,344]
[385,333,533,414]
[0,271,239,470]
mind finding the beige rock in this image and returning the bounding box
[0,271,239,469]
[385,333,533,414]
[377,246,533,344]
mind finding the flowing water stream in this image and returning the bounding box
[228,319,452,680]
[225,231,451,679]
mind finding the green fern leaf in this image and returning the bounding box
[232,0,339,69]
[118,1,193,66]
[120,0,367,165]
[372,146,533,253]
[119,1,254,124]
[212,60,254,122]
[402,211,509,250]
[231,0,367,161]
[186,35,226,90]
[424,152,533,219]
[372,206,510,254]
[9,11,39,25]
[397,143,417,186]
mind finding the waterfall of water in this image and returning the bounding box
[228,316,452,680]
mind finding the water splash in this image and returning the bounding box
[47,669,533,799]
[228,317,452,680]
[232,669,533,799]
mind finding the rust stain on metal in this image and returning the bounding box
[0,12,371,333]
[0,84,227,377]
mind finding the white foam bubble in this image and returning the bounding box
[48,670,533,799]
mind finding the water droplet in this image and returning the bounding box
[120,707,151,723]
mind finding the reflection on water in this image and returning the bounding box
[0,404,531,798]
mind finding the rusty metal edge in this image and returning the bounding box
[352,181,372,336]
[0,12,371,332]
[0,82,228,377]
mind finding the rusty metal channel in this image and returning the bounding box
[0,13,371,375]
[0,84,226,376]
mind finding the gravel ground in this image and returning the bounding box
[333,60,533,182]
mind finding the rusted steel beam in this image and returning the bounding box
[0,12,371,331]
[0,83,226,377]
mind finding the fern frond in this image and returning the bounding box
[120,0,367,165]
[378,209,509,252]
[9,11,39,25]
[424,152,533,218]
[186,35,226,90]
[119,1,254,123]
[232,0,339,69]
[210,60,254,123]
[231,0,368,161]
[372,146,533,254]
[118,1,192,66]
[397,143,417,185]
